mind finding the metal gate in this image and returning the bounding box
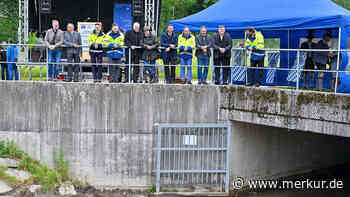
[155,123,231,193]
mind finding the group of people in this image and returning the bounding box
[41,19,267,85]
[301,32,338,91]
[0,39,19,81]
[0,19,340,90]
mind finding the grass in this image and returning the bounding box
[0,139,77,191]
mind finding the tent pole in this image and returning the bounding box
[288,30,290,71]
[334,27,342,93]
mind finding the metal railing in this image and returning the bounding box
[0,43,348,94]
[154,123,231,193]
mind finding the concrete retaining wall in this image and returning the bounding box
[0,81,350,187]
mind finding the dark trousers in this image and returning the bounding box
[214,56,230,84]
[126,55,141,82]
[90,52,104,80]
[1,63,8,80]
[250,59,264,85]
[164,55,177,83]
[109,58,121,82]
[67,53,80,81]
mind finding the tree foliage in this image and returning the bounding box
[159,0,218,34]
[0,0,18,42]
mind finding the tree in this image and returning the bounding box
[159,0,218,34]
[0,0,19,42]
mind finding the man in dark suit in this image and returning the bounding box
[300,34,316,89]
[212,25,232,85]
[125,22,143,83]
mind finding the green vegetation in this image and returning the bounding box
[0,139,77,191]
[0,166,22,187]
[159,0,218,35]
[0,0,18,42]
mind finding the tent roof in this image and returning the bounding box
[170,0,350,32]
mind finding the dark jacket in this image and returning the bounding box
[313,39,329,65]
[301,41,316,58]
[64,31,82,55]
[195,34,212,58]
[160,30,178,60]
[125,29,143,58]
[212,32,232,58]
[141,33,160,62]
[0,48,6,62]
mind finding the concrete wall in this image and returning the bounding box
[0,82,219,187]
[230,121,350,182]
[219,86,350,137]
[0,81,350,187]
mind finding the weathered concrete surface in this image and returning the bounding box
[230,121,350,182]
[0,82,219,133]
[219,86,350,137]
[0,82,219,187]
[0,180,12,194]
[0,81,350,188]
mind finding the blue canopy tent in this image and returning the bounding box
[169,0,350,93]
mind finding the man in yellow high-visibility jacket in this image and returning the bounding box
[245,26,265,87]
[88,23,105,82]
[178,27,196,84]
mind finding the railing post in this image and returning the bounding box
[245,49,248,85]
[46,47,49,81]
[156,124,162,193]
[296,50,300,90]
[128,48,131,83]
[335,27,342,93]
[210,48,214,84]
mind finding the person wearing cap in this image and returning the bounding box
[141,26,160,83]
[313,33,334,91]
[300,34,316,89]
[245,26,265,87]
